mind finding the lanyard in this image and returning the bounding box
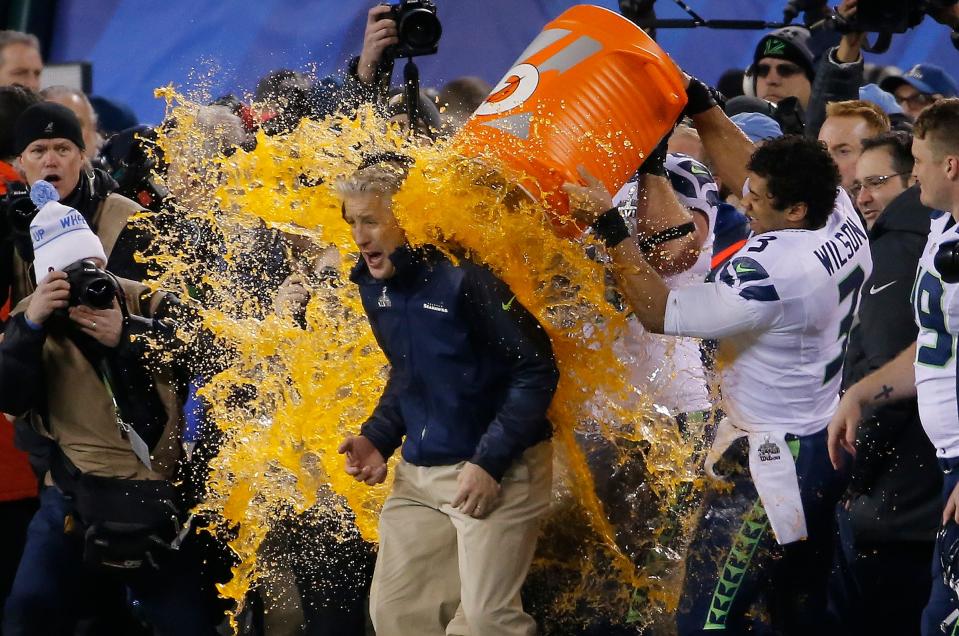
[99,360,153,471]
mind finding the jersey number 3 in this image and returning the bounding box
[824,265,865,384]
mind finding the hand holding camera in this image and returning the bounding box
[357,1,442,85]
[68,298,123,348]
[25,260,124,346]
[25,270,70,326]
[62,260,123,346]
[358,5,400,84]
[835,0,866,62]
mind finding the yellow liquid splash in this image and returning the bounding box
[146,87,707,632]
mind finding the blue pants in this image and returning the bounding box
[676,429,844,635]
[3,486,219,636]
[829,506,933,636]
[922,458,959,636]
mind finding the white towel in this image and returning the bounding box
[705,418,808,545]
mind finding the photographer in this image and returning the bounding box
[804,0,865,138]
[1,181,216,635]
[346,4,399,107]
[806,0,959,137]
[343,2,441,121]
[10,101,149,308]
[6,101,152,549]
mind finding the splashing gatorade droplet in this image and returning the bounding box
[146,67,701,630]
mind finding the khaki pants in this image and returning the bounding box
[369,442,552,636]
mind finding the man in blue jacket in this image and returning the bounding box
[336,159,558,636]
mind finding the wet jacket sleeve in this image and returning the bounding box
[463,265,559,481]
[359,311,407,461]
[0,314,46,416]
[340,56,392,116]
[360,367,406,461]
[805,47,864,139]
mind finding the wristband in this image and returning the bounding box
[685,77,718,116]
[591,207,631,249]
[638,221,696,253]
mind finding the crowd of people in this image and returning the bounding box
[1,0,959,634]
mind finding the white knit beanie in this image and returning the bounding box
[29,180,107,280]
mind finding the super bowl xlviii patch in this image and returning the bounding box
[378,286,391,308]
[758,436,781,462]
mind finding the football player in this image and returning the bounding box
[565,75,872,634]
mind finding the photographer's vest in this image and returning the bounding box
[12,193,140,307]
[11,279,182,481]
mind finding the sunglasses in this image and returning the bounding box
[894,92,935,108]
[753,62,804,79]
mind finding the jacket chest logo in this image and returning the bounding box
[377,286,392,308]
[423,302,448,314]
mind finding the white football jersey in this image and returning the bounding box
[913,212,959,458]
[613,154,720,414]
[664,188,873,435]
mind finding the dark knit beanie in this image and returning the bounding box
[15,101,85,155]
[753,26,815,83]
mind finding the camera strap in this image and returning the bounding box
[98,358,153,472]
[98,276,152,471]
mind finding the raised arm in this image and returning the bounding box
[683,77,756,196]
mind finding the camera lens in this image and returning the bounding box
[82,277,117,309]
[399,8,442,49]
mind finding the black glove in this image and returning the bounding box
[684,77,722,117]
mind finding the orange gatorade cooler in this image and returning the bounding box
[455,4,688,238]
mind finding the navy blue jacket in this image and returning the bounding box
[351,245,558,481]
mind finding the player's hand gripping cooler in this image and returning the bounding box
[454,4,687,238]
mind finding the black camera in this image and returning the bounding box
[62,259,119,310]
[388,0,442,58]
[0,181,38,236]
[788,0,958,33]
[850,0,927,33]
